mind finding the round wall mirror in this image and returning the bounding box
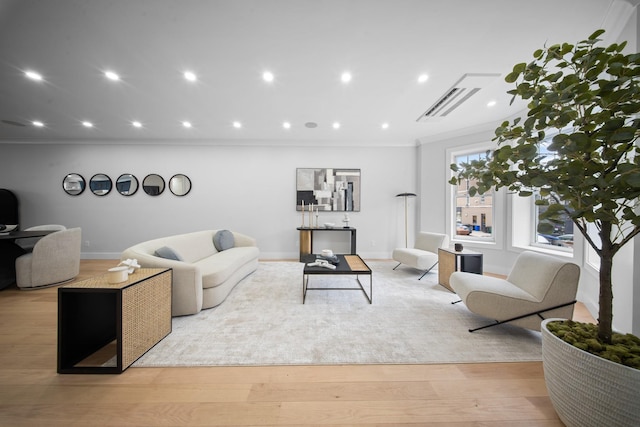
[90,173,112,196]
[116,174,139,196]
[142,174,165,196]
[62,173,86,196]
[169,174,192,196]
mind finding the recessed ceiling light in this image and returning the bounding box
[487,100,497,107]
[32,121,44,127]
[184,71,197,82]
[182,121,192,128]
[262,71,274,82]
[418,74,429,83]
[104,70,120,81]
[82,121,93,128]
[381,122,389,130]
[233,121,242,128]
[25,70,43,81]
[132,121,143,128]
[283,121,291,129]
[332,122,341,129]
[341,71,352,83]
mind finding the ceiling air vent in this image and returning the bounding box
[417,73,500,121]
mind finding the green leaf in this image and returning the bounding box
[626,172,640,188]
[537,222,555,234]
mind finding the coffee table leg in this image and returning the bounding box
[355,275,372,304]
[302,273,307,304]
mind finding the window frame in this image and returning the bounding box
[446,142,503,250]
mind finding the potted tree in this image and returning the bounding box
[450,30,640,426]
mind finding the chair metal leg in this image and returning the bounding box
[393,262,402,270]
[418,261,438,280]
[467,300,577,332]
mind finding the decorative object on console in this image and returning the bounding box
[342,213,350,228]
[62,173,86,196]
[296,168,360,212]
[395,192,417,248]
[107,266,129,284]
[118,258,141,274]
[89,173,112,196]
[454,243,463,252]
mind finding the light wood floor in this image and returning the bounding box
[0,259,594,426]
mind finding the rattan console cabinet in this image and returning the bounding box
[58,268,172,374]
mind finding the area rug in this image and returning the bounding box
[133,260,542,367]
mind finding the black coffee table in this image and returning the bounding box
[302,254,372,304]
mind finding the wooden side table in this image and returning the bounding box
[58,268,172,374]
[438,248,483,292]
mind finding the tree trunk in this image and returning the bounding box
[598,222,614,344]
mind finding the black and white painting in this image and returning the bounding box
[296,168,360,211]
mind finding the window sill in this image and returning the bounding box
[511,243,574,259]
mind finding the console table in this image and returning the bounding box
[438,248,483,292]
[297,227,356,261]
[58,268,172,374]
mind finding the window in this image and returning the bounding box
[533,192,574,252]
[532,137,574,253]
[452,150,494,242]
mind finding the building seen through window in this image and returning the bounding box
[453,151,494,241]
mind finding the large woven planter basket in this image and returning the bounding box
[541,318,640,427]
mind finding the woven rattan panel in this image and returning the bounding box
[121,270,172,368]
[344,255,370,272]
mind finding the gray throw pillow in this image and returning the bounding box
[213,230,235,251]
[154,246,183,261]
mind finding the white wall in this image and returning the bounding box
[1,142,416,260]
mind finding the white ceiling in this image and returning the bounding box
[0,0,637,146]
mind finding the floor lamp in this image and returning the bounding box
[396,192,417,248]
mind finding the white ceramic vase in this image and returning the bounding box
[541,318,640,427]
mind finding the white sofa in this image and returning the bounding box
[121,230,259,316]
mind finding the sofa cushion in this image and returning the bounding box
[213,229,235,251]
[154,246,183,261]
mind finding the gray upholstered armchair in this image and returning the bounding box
[392,231,449,279]
[450,250,580,332]
[15,227,81,289]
